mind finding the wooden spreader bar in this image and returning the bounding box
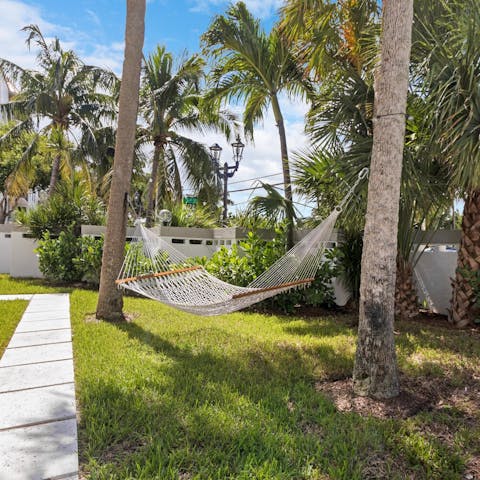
[232,277,315,299]
[116,265,202,285]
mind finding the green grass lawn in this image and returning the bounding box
[1,276,479,479]
[0,274,72,294]
[0,300,28,356]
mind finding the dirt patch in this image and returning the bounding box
[465,456,480,479]
[316,374,480,420]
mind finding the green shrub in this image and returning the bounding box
[73,235,104,285]
[203,228,339,313]
[36,231,104,285]
[17,181,105,239]
[336,230,363,302]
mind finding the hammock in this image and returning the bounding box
[116,169,368,316]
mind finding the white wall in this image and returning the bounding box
[0,224,462,314]
[414,247,457,315]
[0,232,12,274]
[8,232,42,278]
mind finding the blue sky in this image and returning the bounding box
[0,0,310,214]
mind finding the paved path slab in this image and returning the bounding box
[0,359,74,393]
[15,319,71,332]
[0,419,78,480]
[8,329,72,348]
[0,383,76,430]
[0,342,73,367]
[0,293,78,480]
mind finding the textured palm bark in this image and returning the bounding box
[395,260,419,319]
[48,155,61,197]
[353,0,413,399]
[450,189,480,327]
[96,0,146,321]
[0,202,5,224]
[145,146,161,228]
[271,94,294,250]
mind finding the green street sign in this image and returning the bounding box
[183,196,198,205]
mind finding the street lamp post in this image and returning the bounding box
[210,135,245,223]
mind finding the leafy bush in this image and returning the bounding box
[17,181,105,239]
[203,228,339,313]
[73,235,104,285]
[336,230,363,302]
[36,231,104,284]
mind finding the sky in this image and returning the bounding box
[0,0,311,215]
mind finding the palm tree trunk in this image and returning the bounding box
[395,259,418,319]
[450,189,480,327]
[96,0,146,321]
[145,146,162,228]
[0,196,7,224]
[353,0,413,399]
[48,155,61,197]
[271,94,294,250]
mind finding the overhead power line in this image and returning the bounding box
[229,182,284,193]
[229,172,283,185]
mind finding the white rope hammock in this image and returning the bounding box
[116,169,368,316]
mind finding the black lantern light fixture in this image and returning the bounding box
[210,135,245,224]
[231,134,245,166]
[209,143,223,167]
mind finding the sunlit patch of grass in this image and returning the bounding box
[0,274,72,294]
[0,300,28,356]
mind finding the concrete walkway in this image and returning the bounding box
[0,294,78,480]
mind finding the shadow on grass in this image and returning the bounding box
[76,312,468,479]
[77,320,377,478]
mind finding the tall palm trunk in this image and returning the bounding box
[353,0,413,399]
[395,259,419,319]
[0,197,7,224]
[145,145,162,228]
[450,189,480,327]
[271,94,294,250]
[96,0,146,321]
[48,155,61,197]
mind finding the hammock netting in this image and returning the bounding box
[116,169,367,316]
[116,208,340,316]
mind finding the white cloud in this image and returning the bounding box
[0,0,56,69]
[184,96,312,214]
[86,9,101,28]
[189,0,283,20]
[82,42,125,73]
[0,0,124,76]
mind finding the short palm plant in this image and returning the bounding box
[415,0,480,326]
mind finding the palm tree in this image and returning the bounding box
[247,182,298,228]
[352,0,414,398]
[139,46,228,227]
[416,0,480,327]
[284,0,451,320]
[293,93,450,320]
[279,0,379,79]
[202,2,312,249]
[0,25,117,196]
[96,0,146,321]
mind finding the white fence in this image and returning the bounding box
[0,224,461,314]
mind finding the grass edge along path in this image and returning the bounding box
[0,300,28,357]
